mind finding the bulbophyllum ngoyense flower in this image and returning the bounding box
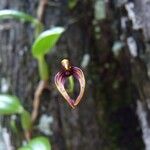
[54,59,85,108]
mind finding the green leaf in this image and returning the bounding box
[21,110,32,131]
[0,10,43,36]
[68,0,78,9]
[32,27,65,58]
[18,146,31,150]
[18,137,51,150]
[28,137,51,150]
[0,95,24,115]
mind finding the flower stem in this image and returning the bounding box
[68,76,74,93]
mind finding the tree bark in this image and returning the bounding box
[0,0,147,150]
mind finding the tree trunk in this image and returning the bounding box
[0,0,148,150]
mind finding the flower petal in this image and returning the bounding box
[72,67,85,106]
[54,71,75,108]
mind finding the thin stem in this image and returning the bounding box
[24,130,31,141]
[68,76,74,93]
[31,80,48,123]
[37,0,48,22]
[31,0,49,125]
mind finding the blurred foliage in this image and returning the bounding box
[0,95,24,115]
[18,136,51,150]
[32,27,64,80]
[0,10,43,37]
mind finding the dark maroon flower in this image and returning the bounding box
[55,59,85,108]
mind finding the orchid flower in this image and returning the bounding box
[55,59,85,108]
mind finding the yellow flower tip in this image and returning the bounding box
[61,59,71,71]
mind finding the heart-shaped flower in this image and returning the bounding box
[54,59,85,108]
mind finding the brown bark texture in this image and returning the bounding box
[0,0,149,150]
